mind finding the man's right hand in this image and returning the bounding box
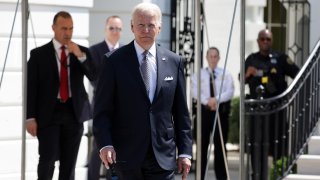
[26,119,37,137]
[100,146,117,169]
[245,66,258,79]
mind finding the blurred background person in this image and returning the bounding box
[191,47,234,180]
[88,15,123,180]
[244,29,300,180]
[26,11,96,180]
[245,29,299,99]
[89,15,123,87]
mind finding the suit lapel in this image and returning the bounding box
[154,46,168,102]
[48,42,60,85]
[101,41,110,54]
[126,42,151,102]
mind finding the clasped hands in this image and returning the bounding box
[207,97,217,111]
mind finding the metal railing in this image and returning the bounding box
[244,39,320,180]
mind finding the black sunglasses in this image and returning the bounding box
[108,26,122,32]
[259,37,272,42]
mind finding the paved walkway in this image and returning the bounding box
[175,151,240,180]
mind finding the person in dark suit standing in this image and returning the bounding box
[88,15,123,180]
[26,11,96,180]
[89,15,123,87]
[93,2,192,180]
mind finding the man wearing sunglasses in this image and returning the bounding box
[89,15,123,87]
[245,29,299,98]
[88,15,123,180]
[244,29,300,180]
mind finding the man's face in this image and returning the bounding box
[131,12,161,50]
[105,17,123,43]
[257,31,272,53]
[52,17,73,45]
[207,49,220,69]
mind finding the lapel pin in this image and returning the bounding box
[162,57,166,61]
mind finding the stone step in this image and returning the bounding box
[296,155,320,175]
[308,136,320,155]
[283,174,320,180]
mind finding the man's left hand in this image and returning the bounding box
[177,157,191,180]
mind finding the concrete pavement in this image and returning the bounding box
[175,151,240,180]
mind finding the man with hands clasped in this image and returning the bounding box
[191,47,234,180]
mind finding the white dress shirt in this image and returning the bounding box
[134,41,157,102]
[52,38,87,99]
[191,67,234,105]
[106,39,120,51]
[52,39,73,99]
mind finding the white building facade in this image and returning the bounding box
[0,0,319,179]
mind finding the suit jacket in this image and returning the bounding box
[89,40,122,87]
[27,41,96,128]
[93,41,192,170]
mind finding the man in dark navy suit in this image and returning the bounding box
[93,2,192,180]
[88,15,123,180]
[89,15,123,87]
[26,11,96,180]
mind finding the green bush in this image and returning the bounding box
[228,96,240,144]
[269,156,296,180]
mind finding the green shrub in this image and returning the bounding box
[269,156,297,180]
[228,96,240,144]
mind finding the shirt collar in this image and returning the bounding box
[207,67,217,72]
[134,40,156,58]
[52,38,69,53]
[105,39,119,50]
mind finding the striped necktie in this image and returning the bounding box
[140,50,150,94]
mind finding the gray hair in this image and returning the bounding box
[131,2,162,26]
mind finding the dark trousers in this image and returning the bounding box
[250,110,288,180]
[199,101,230,180]
[114,145,175,180]
[87,139,111,180]
[37,99,84,180]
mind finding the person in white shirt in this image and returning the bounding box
[191,47,234,180]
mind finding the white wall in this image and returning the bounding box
[309,0,320,49]
[1,0,319,178]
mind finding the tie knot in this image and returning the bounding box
[209,69,216,79]
[143,50,149,56]
[142,50,149,62]
[60,46,66,50]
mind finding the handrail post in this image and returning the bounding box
[21,0,28,179]
[239,0,246,179]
